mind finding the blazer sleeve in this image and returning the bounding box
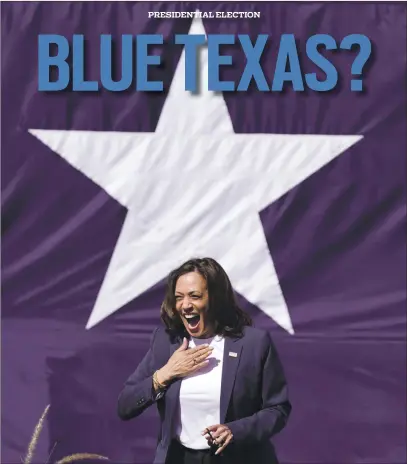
[117,327,163,421]
[226,332,292,445]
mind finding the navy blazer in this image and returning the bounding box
[118,325,291,463]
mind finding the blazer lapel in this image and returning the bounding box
[220,336,243,423]
[164,337,182,438]
[169,337,181,357]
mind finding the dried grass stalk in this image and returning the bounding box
[55,453,109,464]
[23,404,109,464]
[24,404,51,464]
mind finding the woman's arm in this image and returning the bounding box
[117,328,165,421]
[226,332,292,445]
[118,332,213,421]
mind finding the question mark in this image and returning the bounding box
[340,34,372,91]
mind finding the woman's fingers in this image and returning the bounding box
[191,358,209,370]
[193,359,210,371]
[188,344,213,356]
[215,434,233,455]
[187,346,213,369]
[172,344,214,376]
[195,349,212,362]
[201,425,233,455]
[215,430,229,443]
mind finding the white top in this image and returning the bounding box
[174,335,225,449]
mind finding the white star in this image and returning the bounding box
[29,18,362,334]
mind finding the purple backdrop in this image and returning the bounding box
[1,2,406,464]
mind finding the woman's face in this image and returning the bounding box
[174,272,213,338]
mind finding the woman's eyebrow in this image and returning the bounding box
[175,291,202,295]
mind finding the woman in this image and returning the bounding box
[118,257,291,464]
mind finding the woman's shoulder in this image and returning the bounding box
[150,324,177,346]
[242,325,270,338]
[240,326,276,350]
[150,324,167,339]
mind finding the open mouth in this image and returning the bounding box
[184,314,201,331]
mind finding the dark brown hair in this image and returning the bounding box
[160,257,252,339]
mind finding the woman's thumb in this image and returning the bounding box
[179,337,188,350]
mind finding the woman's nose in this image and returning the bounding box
[181,297,192,309]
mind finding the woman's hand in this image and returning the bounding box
[157,338,213,384]
[202,424,234,455]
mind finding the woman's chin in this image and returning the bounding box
[184,320,202,337]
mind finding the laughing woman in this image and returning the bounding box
[118,257,291,464]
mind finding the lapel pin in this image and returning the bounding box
[229,351,238,357]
